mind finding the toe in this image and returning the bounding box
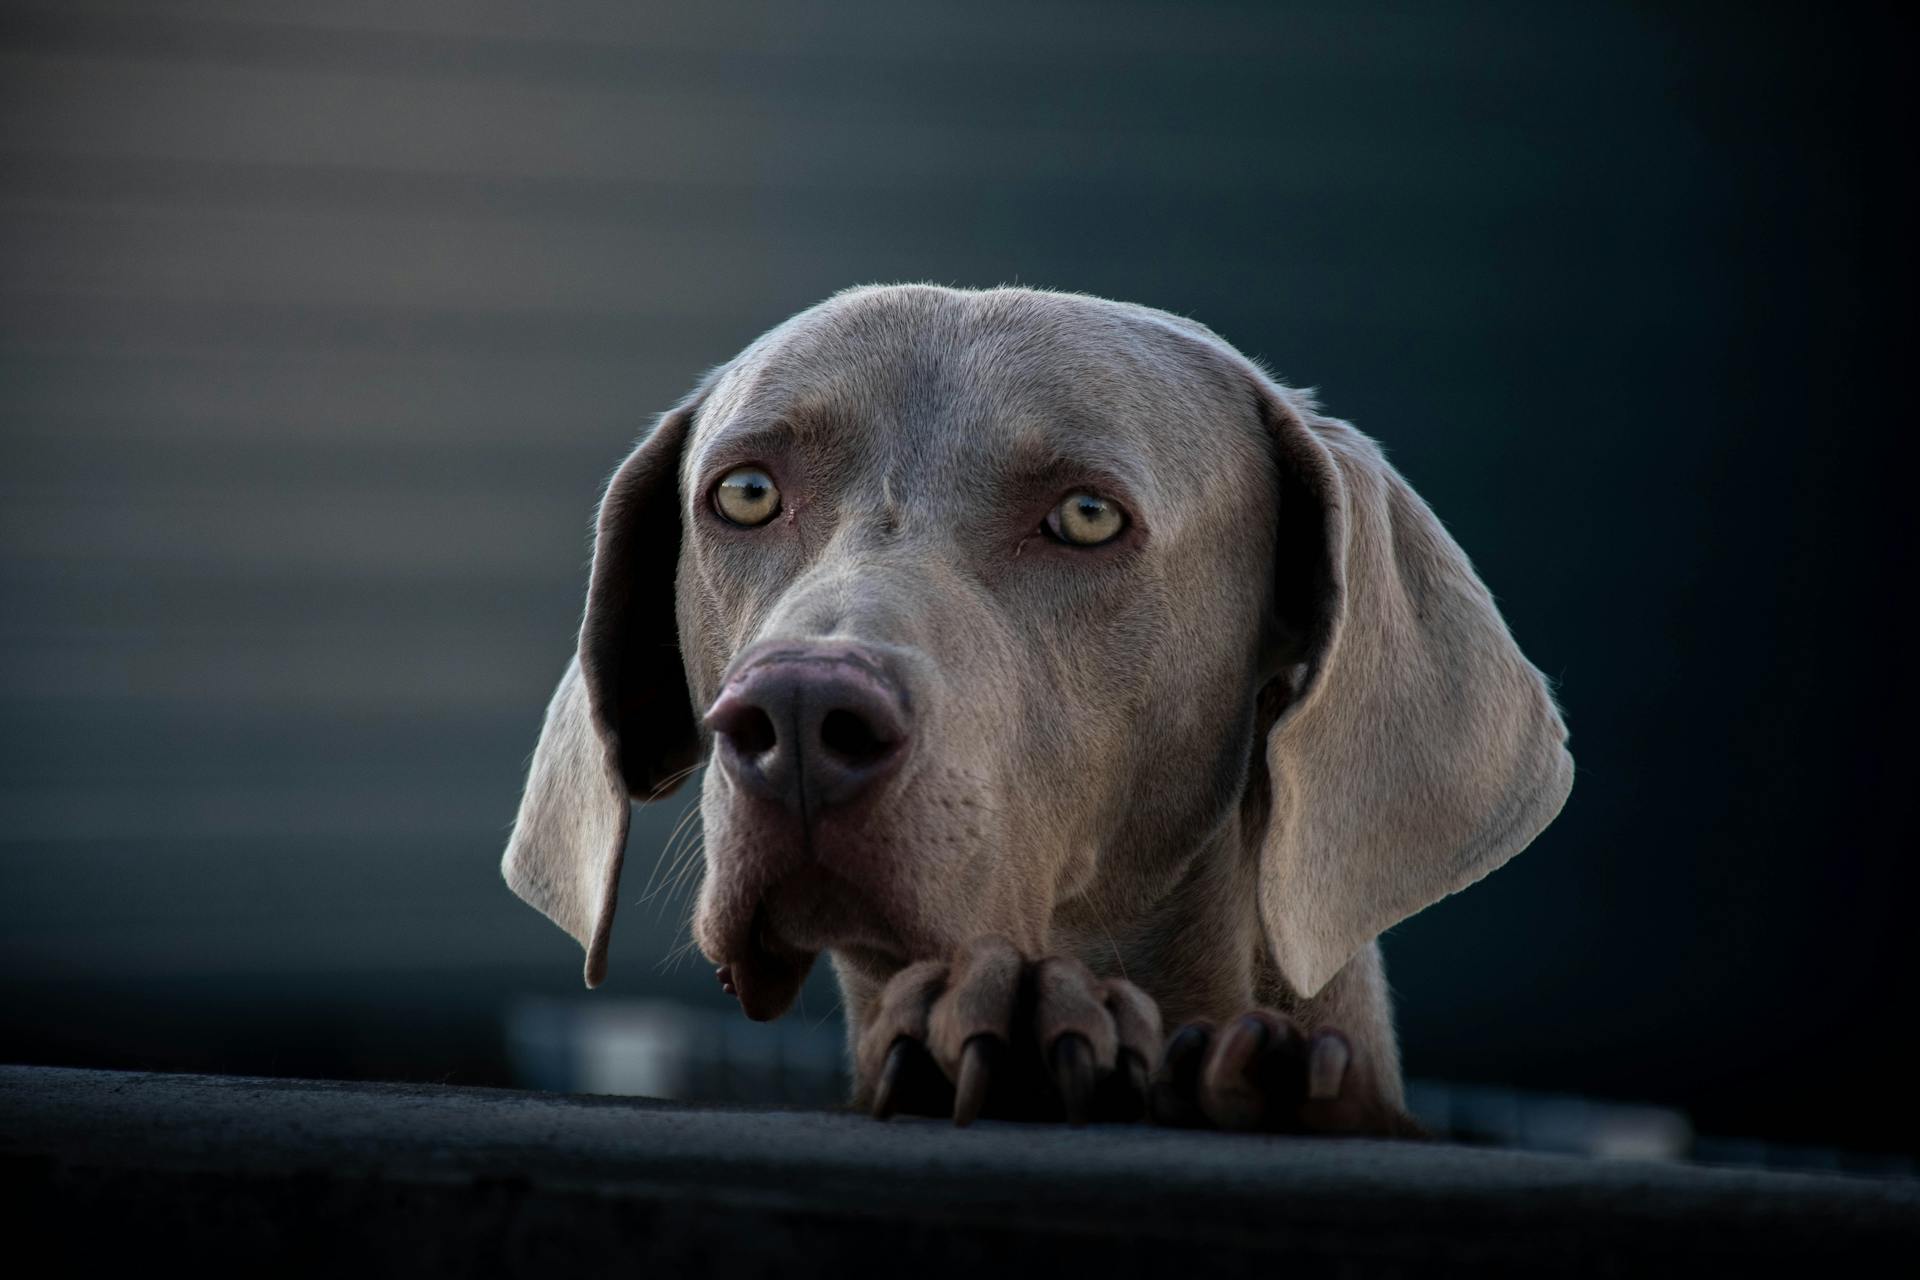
[1032,955,1119,1069]
[923,937,1026,1123]
[925,936,1025,1072]
[1292,1026,1424,1137]
[951,1034,1000,1126]
[1200,1010,1306,1131]
[855,959,949,1117]
[1101,978,1164,1069]
[1035,956,1141,1124]
[1097,978,1162,1121]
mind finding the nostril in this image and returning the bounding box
[726,706,778,756]
[819,708,892,763]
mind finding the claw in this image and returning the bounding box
[1202,1015,1284,1131]
[953,1035,995,1127]
[1051,1033,1097,1125]
[1307,1030,1351,1101]
[872,1039,912,1120]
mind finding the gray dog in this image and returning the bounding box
[503,284,1572,1135]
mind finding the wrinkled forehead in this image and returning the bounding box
[687,289,1265,507]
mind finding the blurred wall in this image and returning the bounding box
[1,2,1909,1150]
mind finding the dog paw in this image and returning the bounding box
[855,936,1163,1125]
[1147,1010,1425,1138]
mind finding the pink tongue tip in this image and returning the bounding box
[716,965,738,997]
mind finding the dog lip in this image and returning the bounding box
[726,906,816,1023]
[708,864,927,1001]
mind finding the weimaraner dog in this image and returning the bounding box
[504,284,1572,1135]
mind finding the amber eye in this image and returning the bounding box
[1045,491,1126,546]
[713,466,781,527]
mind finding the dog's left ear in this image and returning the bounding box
[1253,378,1574,998]
[501,385,707,988]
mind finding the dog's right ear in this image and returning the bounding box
[501,386,706,988]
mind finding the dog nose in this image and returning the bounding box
[705,645,911,817]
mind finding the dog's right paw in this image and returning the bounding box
[854,936,1162,1125]
[1147,1010,1426,1138]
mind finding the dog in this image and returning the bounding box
[503,284,1572,1135]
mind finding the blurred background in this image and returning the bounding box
[1,2,1910,1167]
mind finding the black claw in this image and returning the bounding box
[872,1039,912,1120]
[953,1035,996,1127]
[1306,1030,1351,1102]
[1051,1033,1097,1125]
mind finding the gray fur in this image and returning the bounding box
[502,284,1572,1124]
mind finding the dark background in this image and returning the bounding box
[1,2,1910,1153]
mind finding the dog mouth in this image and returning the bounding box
[707,864,921,1020]
[718,902,818,1022]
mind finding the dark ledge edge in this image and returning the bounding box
[4,1066,1914,1275]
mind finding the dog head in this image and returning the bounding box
[503,285,1571,1020]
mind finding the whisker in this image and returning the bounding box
[643,851,704,914]
[639,762,703,806]
[806,995,845,1033]
[645,822,705,906]
[640,837,702,911]
[664,844,718,917]
[656,930,705,974]
[656,798,704,872]
[665,828,707,891]
[634,793,702,905]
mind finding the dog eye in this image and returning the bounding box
[713,466,782,527]
[1045,491,1126,546]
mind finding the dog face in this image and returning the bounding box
[504,284,1571,1030]
[674,288,1283,1018]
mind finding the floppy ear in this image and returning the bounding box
[501,393,703,988]
[1255,382,1574,998]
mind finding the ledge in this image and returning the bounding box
[3,1066,1914,1274]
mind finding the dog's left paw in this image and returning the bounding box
[854,936,1163,1125]
[1147,1010,1425,1138]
